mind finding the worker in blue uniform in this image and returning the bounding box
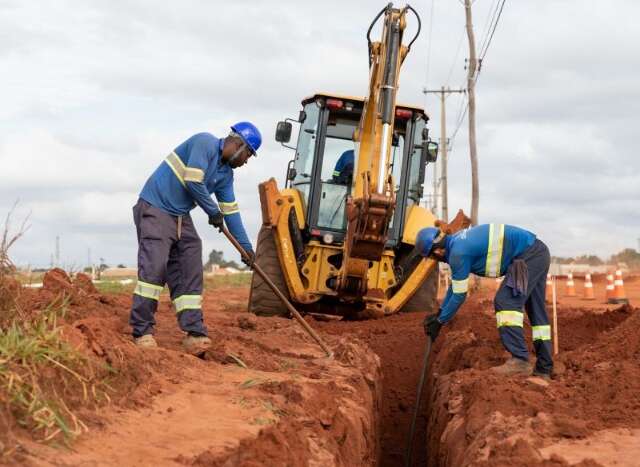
[416,224,553,379]
[130,122,261,353]
[332,149,354,185]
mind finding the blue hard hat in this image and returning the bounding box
[415,227,440,256]
[231,121,262,156]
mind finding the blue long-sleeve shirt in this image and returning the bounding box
[139,133,253,253]
[438,224,535,323]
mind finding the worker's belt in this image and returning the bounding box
[485,223,505,277]
[532,325,551,341]
[134,280,163,301]
[173,294,202,313]
[451,278,469,294]
[495,310,524,327]
[219,201,239,216]
[164,152,205,186]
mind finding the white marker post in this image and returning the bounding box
[552,275,559,356]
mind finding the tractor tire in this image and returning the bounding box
[248,226,291,317]
[400,269,438,313]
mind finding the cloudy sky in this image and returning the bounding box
[1,0,639,269]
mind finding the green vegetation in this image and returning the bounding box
[0,302,111,446]
[94,280,135,295]
[204,273,252,289]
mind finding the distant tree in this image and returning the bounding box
[99,263,109,272]
[551,256,575,265]
[610,248,640,269]
[204,249,241,270]
[574,255,604,266]
[117,264,126,268]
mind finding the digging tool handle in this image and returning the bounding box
[552,275,559,356]
[220,226,333,358]
[405,337,432,467]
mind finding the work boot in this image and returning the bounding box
[182,334,212,355]
[532,369,552,381]
[134,334,158,348]
[491,357,532,376]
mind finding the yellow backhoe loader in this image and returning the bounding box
[249,3,469,319]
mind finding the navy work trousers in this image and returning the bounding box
[129,199,208,338]
[494,239,553,374]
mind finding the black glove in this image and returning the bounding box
[208,212,224,231]
[242,250,256,268]
[423,313,442,342]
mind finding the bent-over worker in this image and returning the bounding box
[130,122,261,353]
[416,224,553,379]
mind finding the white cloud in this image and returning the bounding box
[1,0,639,268]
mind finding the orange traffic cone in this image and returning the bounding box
[565,272,576,297]
[583,273,595,300]
[605,273,615,302]
[608,269,629,304]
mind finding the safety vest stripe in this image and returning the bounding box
[485,223,505,278]
[219,201,240,216]
[134,281,163,300]
[451,278,469,294]
[532,325,551,341]
[333,170,341,177]
[184,167,204,183]
[174,294,202,313]
[165,152,187,187]
[496,310,524,328]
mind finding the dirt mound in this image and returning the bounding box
[425,291,640,466]
[73,272,100,295]
[18,287,381,467]
[42,267,75,294]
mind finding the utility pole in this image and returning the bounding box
[423,86,465,221]
[55,235,60,267]
[464,0,479,225]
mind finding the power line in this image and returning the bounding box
[449,0,507,153]
[445,26,466,86]
[476,0,507,81]
[477,0,501,60]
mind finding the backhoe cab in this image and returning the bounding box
[249,4,468,319]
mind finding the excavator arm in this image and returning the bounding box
[338,3,422,302]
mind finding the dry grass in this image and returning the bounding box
[0,298,114,457]
[0,205,112,455]
[0,203,29,315]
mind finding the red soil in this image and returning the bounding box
[11,272,381,467]
[425,289,640,466]
[7,270,639,466]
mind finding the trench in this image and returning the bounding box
[317,297,639,467]
[316,310,435,467]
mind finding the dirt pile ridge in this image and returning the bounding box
[425,291,640,467]
[15,286,382,467]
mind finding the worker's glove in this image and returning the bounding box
[423,314,442,342]
[242,249,256,268]
[208,212,224,231]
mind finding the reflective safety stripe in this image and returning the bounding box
[184,167,204,183]
[134,281,163,300]
[532,325,551,341]
[165,152,187,187]
[219,201,239,216]
[451,278,469,294]
[485,223,505,278]
[165,152,205,185]
[333,170,341,177]
[173,294,202,313]
[496,310,524,328]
